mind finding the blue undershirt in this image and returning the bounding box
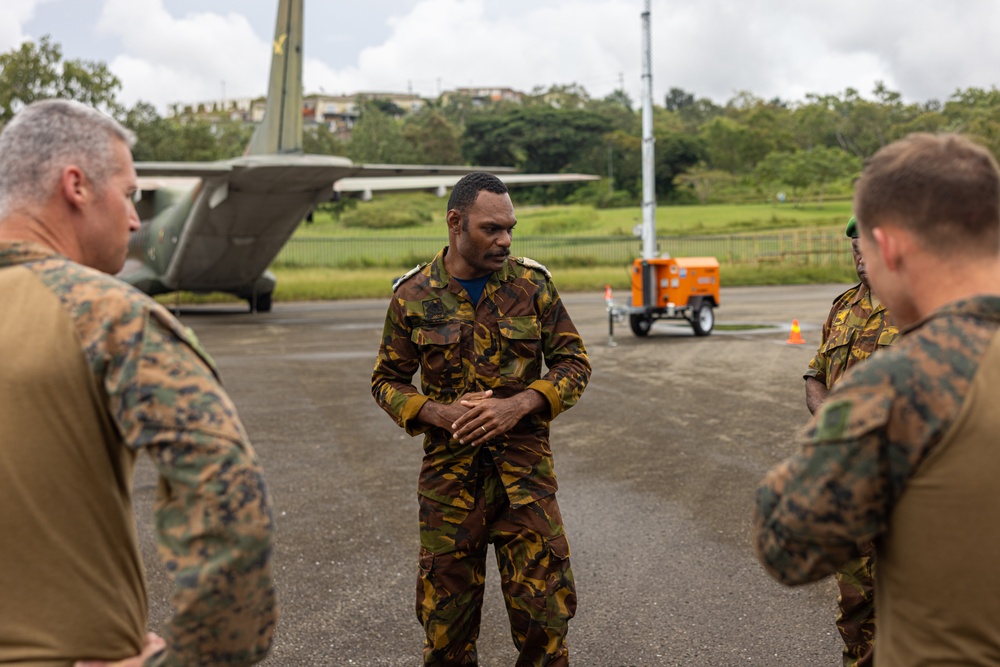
[455,274,491,306]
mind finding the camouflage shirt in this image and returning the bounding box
[805,282,899,389]
[371,248,591,510]
[0,242,276,666]
[755,296,1000,585]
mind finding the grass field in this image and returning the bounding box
[300,194,853,238]
[156,262,857,308]
[156,196,858,306]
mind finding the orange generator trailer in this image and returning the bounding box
[628,256,720,336]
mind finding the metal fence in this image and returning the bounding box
[273,231,855,269]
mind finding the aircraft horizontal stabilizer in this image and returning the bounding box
[334,172,600,197]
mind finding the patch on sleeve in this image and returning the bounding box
[393,263,427,292]
[516,256,551,279]
[815,399,852,441]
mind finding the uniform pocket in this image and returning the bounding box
[497,316,541,378]
[411,321,462,385]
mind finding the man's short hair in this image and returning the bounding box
[854,133,1000,257]
[447,172,509,218]
[0,99,136,217]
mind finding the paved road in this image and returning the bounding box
[135,284,851,666]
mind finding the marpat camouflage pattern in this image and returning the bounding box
[756,297,1000,584]
[1,242,276,666]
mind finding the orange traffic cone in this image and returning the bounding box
[604,284,613,302]
[786,319,805,345]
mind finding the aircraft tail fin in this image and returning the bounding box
[246,0,303,155]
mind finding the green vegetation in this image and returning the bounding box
[155,259,857,307]
[5,37,895,306]
[9,36,1000,208]
[338,194,437,229]
[302,193,852,238]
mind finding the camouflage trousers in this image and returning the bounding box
[416,453,576,666]
[835,542,876,667]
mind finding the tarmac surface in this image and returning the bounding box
[135,284,853,666]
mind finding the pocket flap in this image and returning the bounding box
[412,321,461,346]
[498,316,540,340]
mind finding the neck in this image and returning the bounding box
[908,255,1000,320]
[443,244,490,280]
[0,206,80,261]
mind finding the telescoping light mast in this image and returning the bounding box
[622,0,721,338]
[640,0,657,266]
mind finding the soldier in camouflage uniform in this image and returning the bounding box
[804,217,899,667]
[372,172,591,666]
[0,100,275,666]
[755,133,1000,664]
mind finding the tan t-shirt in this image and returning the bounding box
[0,264,146,665]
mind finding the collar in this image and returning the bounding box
[428,246,513,290]
[0,240,63,268]
[905,295,1000,334]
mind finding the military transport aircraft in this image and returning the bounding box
[121,0,598,311]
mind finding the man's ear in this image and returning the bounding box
[872,226,901,272]
[445,208,463,234]
[59,165,88,208]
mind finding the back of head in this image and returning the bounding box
[447,172,509,217]
[854,133,1000,258]
[0,99,135,217]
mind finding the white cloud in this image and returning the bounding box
[0,0,56,52]
[96,0,270,109]
[9,0,1000,114]
[301,0,641,101]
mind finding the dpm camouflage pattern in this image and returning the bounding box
[755,296,1000,586]
[417,453,575,666]
[371,248,591,510]
[2,242,277,666]
[805,283,899,390]
[804,282,897,667]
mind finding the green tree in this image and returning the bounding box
[808,146,860,205]
[0,35,122,123]
[755,150,811,204]
[402,109,463,164]
[123,103,253,161]
[303,124,347,155]
[524,83,590,109]
[462,106,610,173]
[755,146,858,206]
[347,106,414,163]
[654,130,704,199]
[664,87,695,112]
[699,117,754,173]
[674,164,736,204]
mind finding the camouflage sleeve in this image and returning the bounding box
[753,381,896,586]
[528,282,591,420]
[804,302,836,382]
[371,294,430,436]
[107,310,276,666]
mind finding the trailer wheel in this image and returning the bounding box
[629,313,652,337]
[691,301,714,336]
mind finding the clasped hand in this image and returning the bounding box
[447,390,528,445]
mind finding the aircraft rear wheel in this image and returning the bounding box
[249,292,272,313]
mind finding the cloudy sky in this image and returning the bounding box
[4,0,1000,113]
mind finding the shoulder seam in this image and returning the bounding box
[516,256,551,279]
[393,263,428,292]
